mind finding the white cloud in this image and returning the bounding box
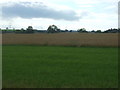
[0,0,118,30]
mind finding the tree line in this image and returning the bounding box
[0,25,120,33]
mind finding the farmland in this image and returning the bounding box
[2,45,118,88]
[2,33,118,88]
[2,33,119,47]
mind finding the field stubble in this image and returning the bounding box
[2,33,119,47]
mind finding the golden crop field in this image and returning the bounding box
[1,33,119,47]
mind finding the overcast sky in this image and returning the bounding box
[0,0,119,31]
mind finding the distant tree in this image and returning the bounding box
[26,26,34,33]
[21,28,24,30]
[69,30,73,32]
[96,30,102,33]
[91,30,95,33]
[65,29,68,32]
[47,25,60,33]
[103,28,118,33]
[77,28,87,33]
[27,26,33,30]
[21,28,25,32]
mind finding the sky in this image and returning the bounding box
[0,0,119,31]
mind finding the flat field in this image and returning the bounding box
[2,33,119,47]
[2,45,118,88]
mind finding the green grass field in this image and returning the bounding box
[2,45,118,88]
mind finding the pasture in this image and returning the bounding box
[2,45,118,88]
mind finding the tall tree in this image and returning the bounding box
[26,26,34,33]
[77,28,87,33]
[47,25,60,33]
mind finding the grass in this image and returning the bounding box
[2,45,118,88]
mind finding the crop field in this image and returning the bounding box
[2,33,119,47]
[2,45,118,88]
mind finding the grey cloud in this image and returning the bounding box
[2,2,80,21]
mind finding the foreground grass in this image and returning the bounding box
[2,45,118,88]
